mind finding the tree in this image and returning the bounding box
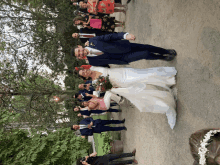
[0,61,79,130]
[0,0,80,72]
[0,110,91,165]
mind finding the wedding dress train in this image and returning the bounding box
[90,66,177,129]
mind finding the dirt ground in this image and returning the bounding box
[109,0,220,164]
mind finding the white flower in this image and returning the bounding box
[198,130,220,165]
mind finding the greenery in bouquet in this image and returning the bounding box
[93,75,113,92]
[100,132,113,154]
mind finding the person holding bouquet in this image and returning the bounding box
[75,65,177,129]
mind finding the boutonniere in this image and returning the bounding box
[89,42,95,47]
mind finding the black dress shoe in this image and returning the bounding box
[124,127,127,131]
[164,55,175,61]
[132,149,136,156]
[127,0,132,4]
[167,49,177,56]
[121,118,125,123]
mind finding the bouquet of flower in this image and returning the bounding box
[93,75,113,92]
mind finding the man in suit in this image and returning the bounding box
[78,150,138,165]
[78,83,95,94]
[72,28,117,44]
[72,32,177,67]
[71,117,126,136]
[74,92,97,102]
[74,106,121,118]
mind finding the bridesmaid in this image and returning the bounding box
[85,0,127,15]
[80,96,123,110]
[73,15,124,32]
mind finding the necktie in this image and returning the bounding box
[81,35,95,38]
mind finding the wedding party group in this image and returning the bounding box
[69,0,178,165]
[67,1,220,165]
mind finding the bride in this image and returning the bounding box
[77,66,177,129]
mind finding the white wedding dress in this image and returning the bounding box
[90,66,177,129]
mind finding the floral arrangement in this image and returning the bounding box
[100,132,113,154]
[93,75,113,92]
[198,129,220,165]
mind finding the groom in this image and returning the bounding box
[71,117,126,136]
[72,32,177,67]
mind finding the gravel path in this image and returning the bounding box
[110,0,220,164]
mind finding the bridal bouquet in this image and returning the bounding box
[94,75,113,92]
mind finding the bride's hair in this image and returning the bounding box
[189,128,220,165]
[74,68,92,81]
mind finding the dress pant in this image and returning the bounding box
[90,109,120,114]
[121,43,169,63]
[93,120,125,133]
[106,153,134,165]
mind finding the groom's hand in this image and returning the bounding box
[85,41,89,46]
[126,34,136,41]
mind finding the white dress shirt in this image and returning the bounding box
[79,33,96,38]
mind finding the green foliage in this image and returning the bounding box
[100,132,113,154]
[0,109,91,164]
[0,126,91,165]
[0,41,6,51]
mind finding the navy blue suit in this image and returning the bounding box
[86,32,170,67]
[84,86,95,94]
[85,80,92,84]
[78,90,92,102]
[79,118,125,136]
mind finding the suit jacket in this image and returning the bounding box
[85,80,93,84]
[86,32,131,66]
[84,86,95,94]
[79,118,101,136]
[78,90,92,101]
[80,110,91,116]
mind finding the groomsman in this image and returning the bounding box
[73,92,97,102]
[71,117,126,136]
[72,28,117,44]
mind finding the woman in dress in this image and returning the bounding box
[76,66,177,129]
[73,15,124,32]
[80,0,127,15]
